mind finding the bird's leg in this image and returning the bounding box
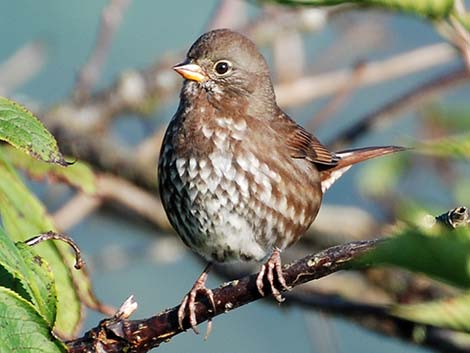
[256,248,291,302]
[178,263,216,336]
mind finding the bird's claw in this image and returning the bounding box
[256,249,291,302]
[177,265,216,337]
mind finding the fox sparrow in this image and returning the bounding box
[158,29,402,333]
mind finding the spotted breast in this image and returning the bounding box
[158,81,322,263]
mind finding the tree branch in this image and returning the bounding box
[66,240,377,353]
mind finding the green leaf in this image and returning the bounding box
[391,294,470,332]
[0,287,66,353]
[416,132,470,159]
[0,96,66,166]
[0,227,57,326]
[0,154,82,338]
[2,146,96,194]
[17,242,58,325]
[0,227,33,304]
[259,0,454,19]
[0,151,105,337]
[354,224,470,288]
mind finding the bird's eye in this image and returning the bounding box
[214,60,232,75]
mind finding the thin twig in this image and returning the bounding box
[25,231,84,269]
[206,0,247,30]
[0,41,46,96]
[53,193,102,231]
[449,15,470,71]
[328,66,470,149]
[74,0,132,102]
[276,42,457,107]
[307,61,366,130]
[52,173,170,232]
[96,174,171,230]
[273,30,305,83]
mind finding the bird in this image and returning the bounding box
[158,28,403,334]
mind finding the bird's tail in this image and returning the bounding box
[320,146,406,192]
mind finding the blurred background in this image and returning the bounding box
[1,1,469,352]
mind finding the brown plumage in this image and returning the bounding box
[158,29,403,334]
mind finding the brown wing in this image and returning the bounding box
[271,110,339,166]
[287,126,339,166]
[269,110,405,191]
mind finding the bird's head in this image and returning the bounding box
[174,29,276,115]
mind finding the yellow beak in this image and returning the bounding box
[173,62,207,83]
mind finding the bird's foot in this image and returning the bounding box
[256,249,291,302]
[178,264,216,338]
